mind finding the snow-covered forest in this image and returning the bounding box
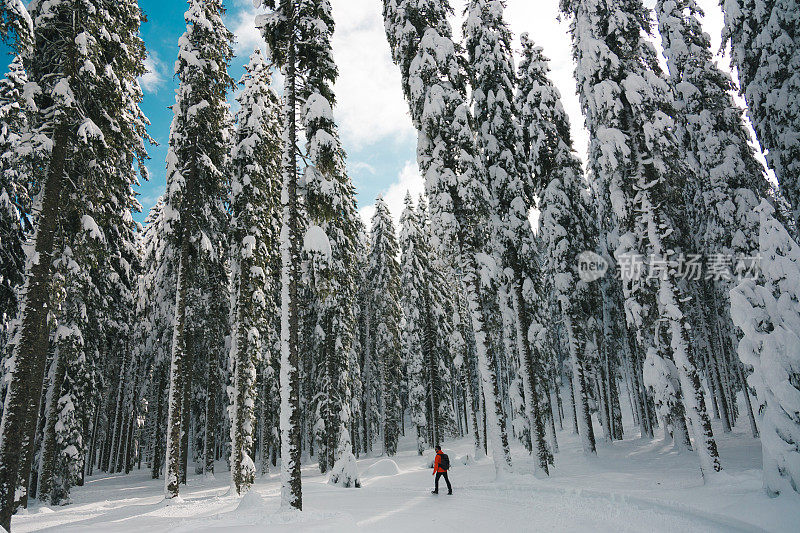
[0,0,799,531]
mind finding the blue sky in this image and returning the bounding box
[3,0,736,228]
[133,0,418,226]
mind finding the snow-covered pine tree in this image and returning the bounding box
[417,196,459,445]
[346,265,365,459]
[258,0,357,505]
[0,55,31,342]
[161,0,234,500]
[355,227,381,456]
[136,198,178,481]
[516,34,599,454]
[0,0,31,50]
[194,256,229,478]
[560,0,721,477]
[228,49,282,495]
[731,200,800,495]
[258,0,304,505]
[722,0,800,230]
[400,194,458,454]
[37,242,89,505]
[297,7,361,482]
[367,197,403,456]
[383,0,513,478]
[400,194,428,454]
[656,0,767,437]
[463,0,548,475]
[307,165,361,483]
[0,0,150,526]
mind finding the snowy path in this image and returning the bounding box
[11,457,746,533]
[13,418,800,533]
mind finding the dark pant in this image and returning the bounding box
[434,471,452,493]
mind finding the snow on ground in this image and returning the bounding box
[13,413,800,532]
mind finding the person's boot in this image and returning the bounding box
[431,490,438,494]
[447,491,452,495]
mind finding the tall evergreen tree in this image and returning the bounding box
[722,0,800,229]
[367,197,403,456]
[731,200,800,496]
[0,56,30,341]
[464,0,548,475]
[0,0,150,527]
[383,0,512,477]
[560,0,721,477]
[656,0,766,437]
[228,49,282,495]
[137,198,178,482]
[516,34,598,454]
[400,195,427,455]
[162,0,233,499]
[400,194,458,454]
[258,0,351,508]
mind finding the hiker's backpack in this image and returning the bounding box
[439,453,450,471]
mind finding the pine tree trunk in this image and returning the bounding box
[661,279,722,477]
[259,361,271,476]
[37,345,66,503]
[510,281,548,475]
[462,371,482,457]
[110,348,128,473]
[568,373,579,434]
[165,240,190,499]
[595,374,611,442]
[563,310,596,455]
[203,350,216,476]
[736,362,758,438]
[461,254,512,476]
[86,404,100,478]
[230,269,243,488]
[0,118,69,531]
[151,366,166,479]
[180,326,193,485]
[609,364,623,440]
[279,23,302,508]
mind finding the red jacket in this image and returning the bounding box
[433,450,446,474]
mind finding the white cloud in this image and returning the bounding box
[328,0,416,149]
[230,1,264,57]
[139,54,167,93]
[348,161,376,175]
[359,160,424,230]
[229,0,415,150]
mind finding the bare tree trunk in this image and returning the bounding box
[165,240,190,498]
[0,119,70,531]
[510,280,547,475]
[203,351,216,476]
[461,254,512,476]
[279,21,302,508]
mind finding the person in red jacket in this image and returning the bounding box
[431,446,452,495]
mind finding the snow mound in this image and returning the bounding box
[235,490,267,514]
[457,454,473,466]
[162,495,184,506]
[363,458,400,477]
